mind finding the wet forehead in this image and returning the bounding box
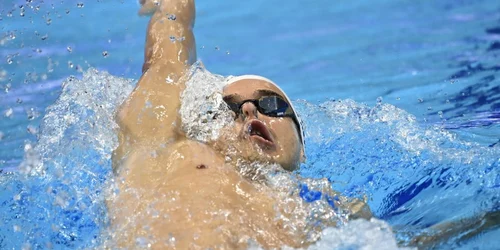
[223,79,286,98]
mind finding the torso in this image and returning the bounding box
[107,140,306,249]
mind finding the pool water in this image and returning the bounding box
[1,0,499,249]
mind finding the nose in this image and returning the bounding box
[240,101,258,120]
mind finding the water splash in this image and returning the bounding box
[180,64,233,142]
[1,66,497,248]
[0,68,133,249]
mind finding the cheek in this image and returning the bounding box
[270,119,299,150]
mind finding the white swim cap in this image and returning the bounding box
[225,75,305,147]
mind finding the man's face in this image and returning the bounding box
[213,78,302,171]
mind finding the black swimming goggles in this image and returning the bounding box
[224,95,294,118]
[223,95,301,131]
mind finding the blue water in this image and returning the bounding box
[1,0,499,249]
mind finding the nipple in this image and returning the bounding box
[196,164,207,169]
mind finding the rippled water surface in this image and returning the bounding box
[0,0,499,249]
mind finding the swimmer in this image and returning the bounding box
[106,0,370,248]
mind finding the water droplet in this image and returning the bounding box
[427,106,433,111]
[166,76,174,84]
[65,9,70,14]
[215,46,220,50]
[396,97,401,100]
[16,98,23,104]
[0,70,7,82]
[41,34,48,40]
[438,111,444,118]
[68,61,74,68]
[67,46,72,53]
[376,96,383,104]
[200,45,205,49]
[168,233,176,245]
[4,83,11,93]
[6,57,13,64]
[7,12,13,17]
[417,98,424,103]
[102,51,108,58]
[135,237,149,248]
[77,3,84,8]
[27,125,38,135]
[21,243,31,250]
[169,36,176,42]
[226,50,230,55]
[4,108,13,118]
[46,18,52,25]
[168,14,176,21]
[26,108,38,120]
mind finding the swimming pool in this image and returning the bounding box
[1,0,499,249]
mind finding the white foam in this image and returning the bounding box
[179,63,234,142]
[308,218,414,250]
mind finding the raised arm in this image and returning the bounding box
[114,0,196,166]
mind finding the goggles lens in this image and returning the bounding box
[225,95,292,117]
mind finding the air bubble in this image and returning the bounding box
[68,61,74,68]
[77,3,84,8]
[46,18,52,25]
[417,98,423,103]
[7,57,13,64]
[17,98,23,104]
[41,34,48,40]
[226,50,230,55]
[215,46,220,50]
[438,111,443,118]
[67,46,72,53]
[102,51,108,58]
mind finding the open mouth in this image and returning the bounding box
[246,120,275,150]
